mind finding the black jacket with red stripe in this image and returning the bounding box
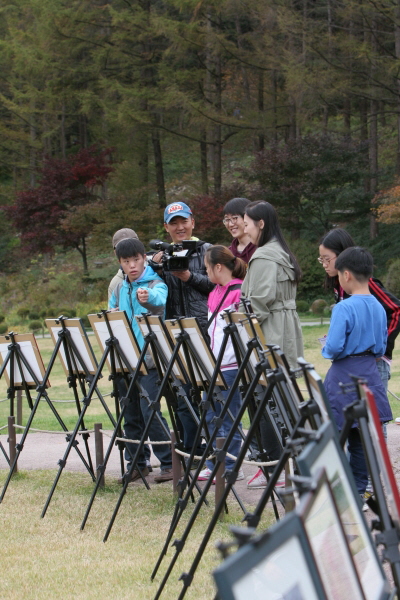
[334,277,400,360]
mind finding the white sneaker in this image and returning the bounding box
[236,468,245,481]
[247,468,267,489]
[247,468,285,489]
[197,467,213,481]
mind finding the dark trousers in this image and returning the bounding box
[117,369,172,471]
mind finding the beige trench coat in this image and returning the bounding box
[241,239,304,370]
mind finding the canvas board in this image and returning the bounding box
[46,318,97,376]
[213,512,328,600]
[297,357,333,424]
[0,333,48,388]
[298,422,389,600]
[135,315,184,380]
[89,311,146,375]
[164,317,225,388]
[361,383,400,533]
[299,469,366,600]
[223,312,269,386]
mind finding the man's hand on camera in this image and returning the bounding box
[170,270,191,282]
[152,251,163,264]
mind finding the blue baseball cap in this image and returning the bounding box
[164,202,193,224]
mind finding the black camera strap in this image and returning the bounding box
[206,283,242,329]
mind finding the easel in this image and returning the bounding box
[0,322,101,503]
[41,310,153,518]
[152,345,307,600]
[98,315,236,542]
[339,379,400,592]
[79,312,207,536]
[0,331,45,465]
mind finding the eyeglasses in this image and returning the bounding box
[223,215,240,226]
[317,256,336,265]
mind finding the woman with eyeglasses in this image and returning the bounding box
[319,228,400,384]
[223,197,257,264]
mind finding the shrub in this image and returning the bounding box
[28,312,40,320]
[311,299,328,324]
[385,259,400,298]
[0,314,5,323]
[58,308,76,317]
[0,323,8,334]
[296,300,309,313]
[17,307,30,319]
[29,320,43,332]
[311,299,327,315]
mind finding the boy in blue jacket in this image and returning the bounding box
[109,238,173,483]
[322,247,392,495]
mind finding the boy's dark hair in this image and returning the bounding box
[223,197,250,216]
[334,246,373,282]
[115,238,145,260]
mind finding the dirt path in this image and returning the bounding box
[1,423,400,507]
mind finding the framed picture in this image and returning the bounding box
[88,311,146,375]
[222,312,269,386]
[298,468,366,600]
[213,511,329,600]
[0,333,48,388]
[135,315,186,381]
[164,317,225,388]
[297,357,334,425]
[297,421,390,600]
[46,318,98,376]
[360,382,400,533]
[268,346,305,427]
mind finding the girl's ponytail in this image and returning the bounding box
[206,245,247,280]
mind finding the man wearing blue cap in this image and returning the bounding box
[158,201,214,333]
[152,201,214,455]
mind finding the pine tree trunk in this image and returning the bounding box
[200,129,208,194]
[152,128,166,208]
[395,0,400,175]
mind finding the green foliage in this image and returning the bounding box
[0,323,8,334]
[311,299,328,316]
[385,259,400,298]
[290,238,325,302]
[28,312,40,320]
[17,308,30,319]
[0,314,5,323]
[29,321,43,332]
[243,136,371,237]
[296,300,309,313]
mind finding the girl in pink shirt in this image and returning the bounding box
[197,246,246,482]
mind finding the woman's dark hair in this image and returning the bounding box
[205,245,247,280]
[115,238,145,259]
[223,197,250,217]
[244,201,302,282]
[319,228,355,290]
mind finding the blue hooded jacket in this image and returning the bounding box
[109,265,168,351]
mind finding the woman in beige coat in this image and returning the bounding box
[242,201,304,489]
[242,201,304,369]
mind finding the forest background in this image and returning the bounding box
[2,0,400,330]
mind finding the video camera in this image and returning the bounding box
[148,239,198,271]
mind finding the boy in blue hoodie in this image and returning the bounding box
[109,238,173,483]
